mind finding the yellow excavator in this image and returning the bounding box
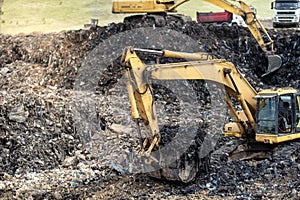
[113,0,193,26]
[112,0,190,13]
[120,46,300,182]
[112,0,282,76]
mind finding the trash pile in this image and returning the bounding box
[0,20,299,199]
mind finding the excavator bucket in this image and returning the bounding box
[262,55,283,77]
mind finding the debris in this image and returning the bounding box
[0,18,299,199]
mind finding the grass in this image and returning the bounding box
[0,0,274,35]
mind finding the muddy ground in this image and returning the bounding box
[0,18,299,199]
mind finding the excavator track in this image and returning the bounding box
[213,138,300,164]
[228,141,275,161]
[124,13,192,28]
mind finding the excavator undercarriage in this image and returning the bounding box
[113,0,192,27]
[123,13,192,28]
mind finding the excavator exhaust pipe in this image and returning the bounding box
[262,55,283,77]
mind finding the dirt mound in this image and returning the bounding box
[0,20,299,199]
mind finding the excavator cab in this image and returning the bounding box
[255,89,300,144]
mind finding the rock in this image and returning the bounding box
[108,123,133,135]
[62,156,77,167]
[0,67,10,75]
[8,104,29,123]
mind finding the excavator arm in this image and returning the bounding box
[203,0,282,75]
[121,47,257,155]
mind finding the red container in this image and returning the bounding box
[197,10,233,23]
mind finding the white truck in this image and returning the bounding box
[271,0,300,28]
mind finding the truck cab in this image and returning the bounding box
[271,0,300,28]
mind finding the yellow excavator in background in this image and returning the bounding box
[112,0,190,13]
[120,46,300,182]
[113,0,193,27]
[112,0,283,76]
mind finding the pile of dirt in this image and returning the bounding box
[0,19,299,199]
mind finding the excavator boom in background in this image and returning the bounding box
[121,46,300,182]
[112,0,283,76]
